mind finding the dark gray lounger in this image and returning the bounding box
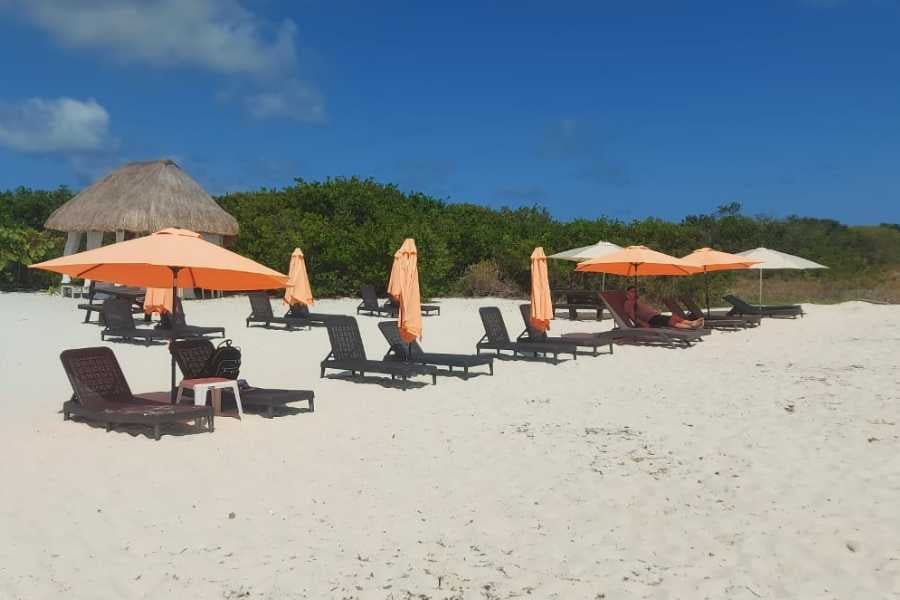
[170,339,314,417]
[663,297,746,331]
[321,316,437,387]
[246,293,311,330]
[679,296,760,327]
[517,304,614,355]
[159,297,226,338]
[356,285,396,317]
[101,299,175,345]
[285,303,337,324]
[723,294,804,318]
[61,346,213,440]
[378,321,493,378]
[476,306,577,363]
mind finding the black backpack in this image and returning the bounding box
[204,339,241,379]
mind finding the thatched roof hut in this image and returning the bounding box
[45,159,239,236]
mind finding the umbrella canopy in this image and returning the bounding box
[548,240,623,262]
[530,247,552,332]
[576,245,701,278]
[735,247,828,305]
[680,247,762,315]
[143,287,174,314]
[284,248,315,306]
[31,228,287,289]
[735,247,828,270]
[386,239,422,342]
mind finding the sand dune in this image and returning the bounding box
[0,293,897,599]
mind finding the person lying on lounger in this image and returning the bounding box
[624,286,705,330]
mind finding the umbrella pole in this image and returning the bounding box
[170,267,180,404]
[759,268,763,306]
[705,268,711,318]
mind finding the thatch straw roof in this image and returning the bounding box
[44,159,239,236]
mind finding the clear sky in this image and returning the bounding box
[1,1,898,224]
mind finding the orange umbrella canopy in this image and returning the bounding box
[284,248,315,306]
[530,247,552,332]
[680,247,762,272]
[387,238,422,342]
[143,287,174,314]
[576,245,701,276]
[31,228,288,290]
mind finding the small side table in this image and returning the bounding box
[176,378,243,419]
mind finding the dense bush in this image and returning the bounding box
[1,178,898,302]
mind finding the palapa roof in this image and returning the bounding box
[44,159,239,236]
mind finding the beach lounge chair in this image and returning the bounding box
[246,293,312,330]
[378,321,493,378]
[356,285,396,317]
[101,298,175,345]
[321,316,437,387]
[159,297,226,338]
[384,297,442,317]
[517,304,615,355]
[600,292,703,347]
[723,294,804,318]
[680,296,760,327]
[662,297,748,330]
[170,339,314,417]
[60,346,214,440]
[285,302,336,324]
[476,306,577,363]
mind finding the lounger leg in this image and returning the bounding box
[106,422,112,432]
[321,366,327,378]
[208,414,215,432]
[308,397,315,412]
[489,362,494,376]
[463,366,468,379]
[432,374,437,385]
[153,424,161,441]
[267,405,274,419]
[63,410,70,421]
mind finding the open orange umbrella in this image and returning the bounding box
[680,247,762,316]
[32,228,288,399]
[284,248,315,307]
[530,247,552,332]
[576,245,701,285]
[386,238,422,342]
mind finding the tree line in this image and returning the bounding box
[2,178,897,301]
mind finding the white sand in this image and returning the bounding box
[0,292,898,599]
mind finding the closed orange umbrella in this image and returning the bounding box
[143,287,174,314]
[283,248,315,307]
[387,238,422,342]
[530,247,552,332]
[32,227,287,400]
[576,245,701,279]
[680,247,762,316]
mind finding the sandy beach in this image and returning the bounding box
[0,292,898,599]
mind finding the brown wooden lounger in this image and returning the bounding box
[60,346,213,440]
[600,292,704,347]
[663,297,747,331]
[170,339,314,417]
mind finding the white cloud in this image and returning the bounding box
[3,0,297,76]
[1,0,326,121]
[0,97,110,152]
[245,80,326,123]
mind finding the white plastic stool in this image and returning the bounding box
[176,377,243,419]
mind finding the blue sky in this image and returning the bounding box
[0,1,898,224]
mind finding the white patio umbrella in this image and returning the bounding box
[549,240,623,289]
[736,247,828,304]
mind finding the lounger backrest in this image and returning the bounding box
[248,293,275,319]
[170,339,216,379]
[723,294,755,313]
[60,346,134,409]
[360,285,380,310]
[377,321,424,359]
[102,298,136,331]
[518,304,548,341]
[325,316,368,361]
[663,297,687,319]
[479,307,511,344]
[599,292,636,329]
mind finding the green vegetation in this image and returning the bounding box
[1,179,898,303]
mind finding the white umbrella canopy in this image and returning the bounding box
[548,240,623,261]
[549,240,623,290]
[736,247,828,304]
